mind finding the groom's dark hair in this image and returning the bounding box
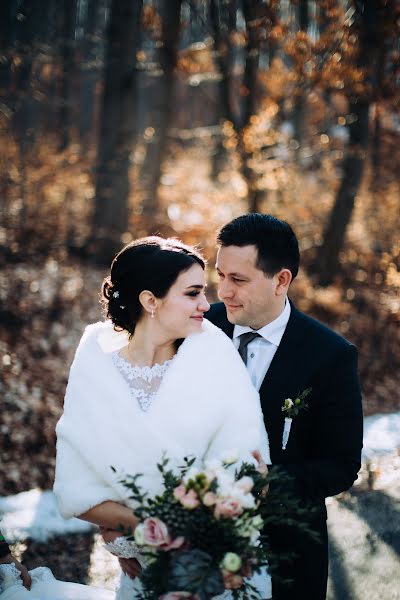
[217,213,300,280]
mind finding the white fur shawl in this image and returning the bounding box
[54,320,270,519]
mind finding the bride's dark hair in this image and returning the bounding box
[101,236,205,336]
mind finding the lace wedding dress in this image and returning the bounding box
[0,563,115,599]
[107,353,272,600]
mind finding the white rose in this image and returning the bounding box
[236,476,254,494]
[222,552,242,572]
[183,466,200,484]
[220,449,239,465]
[231,489,255,509]
[205,458,222,470]
[251,515,264,530]
[134,524,145,545]
[216,470,236,496]
[250,528,260,544]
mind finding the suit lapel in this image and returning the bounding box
[259,305,306,418]
[210,301,312,460]
[210,301,307,409]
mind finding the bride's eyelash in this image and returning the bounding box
[186,291,200,297]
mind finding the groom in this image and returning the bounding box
[206,213,363,600]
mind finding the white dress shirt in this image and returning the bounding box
[233,300,291,391]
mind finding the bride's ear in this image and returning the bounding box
[139,290,157,317]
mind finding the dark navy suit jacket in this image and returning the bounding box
[207,301,363,599]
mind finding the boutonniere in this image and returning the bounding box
[281,388,312,450]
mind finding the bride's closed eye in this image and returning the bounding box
[186,291,201,297]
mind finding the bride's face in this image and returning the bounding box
[156,263,210,339]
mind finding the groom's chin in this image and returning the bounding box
[224,307,241,325]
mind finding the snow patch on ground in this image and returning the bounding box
[0,489,92,542]
[362,412,400,460]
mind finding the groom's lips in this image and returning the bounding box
[226,304,241,310]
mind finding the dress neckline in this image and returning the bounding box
[112,352,173,382]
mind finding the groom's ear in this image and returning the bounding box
[275,269,292,295]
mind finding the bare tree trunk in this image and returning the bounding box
[13,0,37,103]
[79,0,100,150]
[58,0,78,151]
[91,0,143,262]
[371,102,382,186]
[209,0,236,179]
[0,1,17,97]
[11,0,43,229]
[371,39,386,187]
[293,0,309,152]
[210,0,277,210]
[0,0,17,245]
[140,0,182,217]
[316,101,370,285]
[315,1,382,284]
[240,0,263,213]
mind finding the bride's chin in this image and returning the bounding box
[188,320,203,332]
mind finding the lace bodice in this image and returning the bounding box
[0,563,56,593]
[111,352,173,412]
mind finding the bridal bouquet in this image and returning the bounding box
[119,454,269,600]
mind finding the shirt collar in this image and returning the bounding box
[233,299,291,347]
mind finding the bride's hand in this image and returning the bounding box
[99,526,122,544]
[119,557,142,579]
[251,450,269,498]
[252,450,268,476]
[0,554,32,589]
[99,527,142,579]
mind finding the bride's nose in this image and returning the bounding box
[198,294,210,312]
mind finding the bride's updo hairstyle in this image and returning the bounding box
[101,236,205,336]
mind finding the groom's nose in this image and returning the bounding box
[218,278,234,299]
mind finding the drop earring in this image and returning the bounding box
[151,308,155,319]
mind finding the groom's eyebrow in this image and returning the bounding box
[217,267,248,279]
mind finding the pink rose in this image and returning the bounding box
[173,484,187,501]
[160,592,192,600]
[179,489,200,510]
[222,570,244,590]
[214,498,243,519]
[142,517,184,550]
[202,491,217,507]
[164,536,185,550]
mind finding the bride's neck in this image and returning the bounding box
[122,320,176,367]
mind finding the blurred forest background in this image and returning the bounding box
[1,0,400,496]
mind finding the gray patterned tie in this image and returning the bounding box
[237,331,260,365]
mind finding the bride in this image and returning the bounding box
[0,237,271,600]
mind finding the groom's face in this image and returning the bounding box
[216,245,283,330]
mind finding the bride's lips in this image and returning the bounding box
[191,315,204,321]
